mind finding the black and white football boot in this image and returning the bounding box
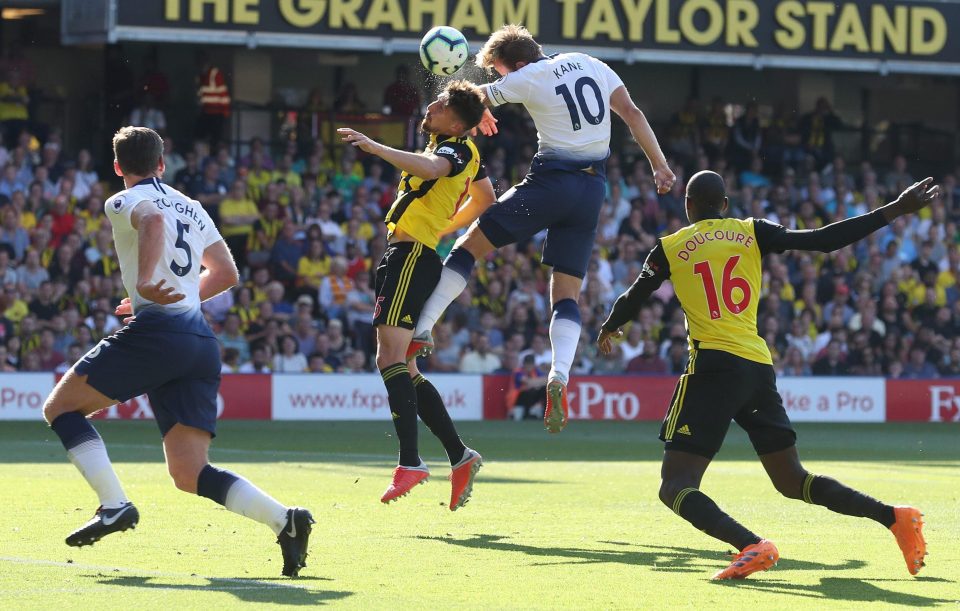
[277,507,315,577]
[65,502,140,547]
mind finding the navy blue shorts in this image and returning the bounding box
[478,156,606,279]
[74,309,221,438]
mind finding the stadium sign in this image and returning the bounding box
[62,0,960,75]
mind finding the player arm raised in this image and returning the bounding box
[337,127,452,180]
[445,176,496,235]
[610,86,675,195]
[130,204,184,305]
[756,178,939,255]
[199,240,240,302]
[597,241,670,354]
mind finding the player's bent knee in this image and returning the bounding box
[168,462,202,494]
[658,479,693,507]
[773,470,808,500]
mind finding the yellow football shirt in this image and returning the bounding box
[660,217,769,364]
[384,135,484,249]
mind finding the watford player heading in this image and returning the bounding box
[599,170,935,580]
[338,80,495,509]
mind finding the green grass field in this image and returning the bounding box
[0,420,957,609]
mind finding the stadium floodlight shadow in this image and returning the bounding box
[94,575,352,606]
[415,533,723,572]
[713,576,953,607]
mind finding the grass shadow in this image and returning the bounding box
[93,575,351,605]
[715,576,954,607]
[418,534,875,575]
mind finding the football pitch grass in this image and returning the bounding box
[0,420,957,609]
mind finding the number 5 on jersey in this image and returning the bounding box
[693,256,751,320]
[170,220,193,277]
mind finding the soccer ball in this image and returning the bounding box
[419,26,469,76]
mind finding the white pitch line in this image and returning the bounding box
[0,556,313,591]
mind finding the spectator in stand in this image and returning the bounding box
[318,256,354,320]
[194,159,227,226]
[128,94,167,133]
[799,97,842,169]
[812,339,848,376]
[217,312,250,363]
[219,178,259,269]
[161,137,186,181]
[383,65,420,117]
[507,354,547,421]
[625,338,668,375]
[0,69,29,145]
[174,151,203,196]
[273,334,308,373]
[730,101,761,172]
[460,332,500,374]
[17,248,48,290]
[296,238,330,295]
[266,220,299,288]
[901,345,939,378]
[0,163,25,200]
[195,52,231,147]
[0,206,28,259]
[239,342,272,373]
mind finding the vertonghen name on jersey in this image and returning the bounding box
[153,197,207,231]
[553,62,584,79]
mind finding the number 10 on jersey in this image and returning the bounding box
[693,255,751,320]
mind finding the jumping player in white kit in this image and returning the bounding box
[410,25,676,433]
[42,127,314,577]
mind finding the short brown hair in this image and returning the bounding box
[443,80,485,131]
[112,126,163,176]
[475,24,542,72]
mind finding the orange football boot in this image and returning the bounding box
[890,506,927,575]
[544,379,569,434]
[712,539,779,580]
[449,448,482,511]
[380,465,429,504]
[405,332,434,363]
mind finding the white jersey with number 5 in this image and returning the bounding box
[105,177,223,315]
[483,52,624,162]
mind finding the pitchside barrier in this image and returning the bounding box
[0,373,957,423]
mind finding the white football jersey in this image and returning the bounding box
[105,178,223,315]
[483,52,624,162]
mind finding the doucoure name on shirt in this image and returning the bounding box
[553,62,584,79]
[153,198,206,231]
[676,229,754,261]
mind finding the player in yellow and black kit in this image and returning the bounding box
[338,80,495,509]
[599,171,937,580]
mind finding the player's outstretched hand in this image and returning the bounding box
[470,108,498,137]
[137,279,185,306]
[654,166,677,195]
[337,128,382,155]
[597,328,623,356]
[114,297,136,325]
[884,177,939,221]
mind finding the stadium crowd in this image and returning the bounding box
[1,64,960,380]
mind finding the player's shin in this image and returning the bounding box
[548,298,581,384]
[381,363,421,466]
[50,411,128,509]
[669,487,761,551]
[800,473,896,527]
[413,374,467,465]
[414,248,474,336]
[198,464,288,535]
